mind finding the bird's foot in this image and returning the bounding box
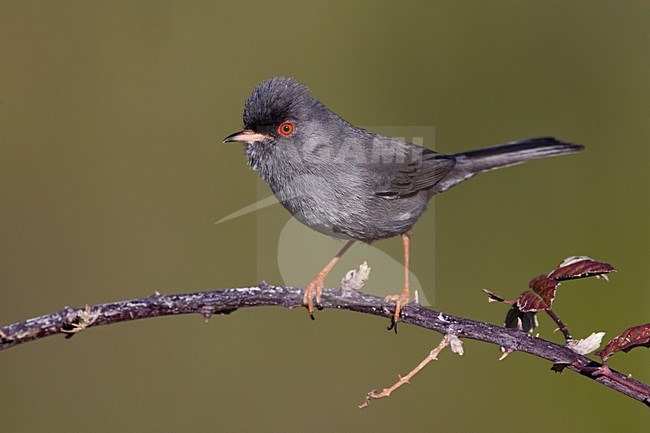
[384,290,410,332]
[302,274,325,320]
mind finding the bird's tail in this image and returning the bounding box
[435,137,584,193]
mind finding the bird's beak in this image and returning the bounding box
[223,129,272,144]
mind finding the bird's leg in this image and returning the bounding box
[303,240,355,319]
[385,232,411,331]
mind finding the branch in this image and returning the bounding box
[360,335,453,408]
[1,284,649,407]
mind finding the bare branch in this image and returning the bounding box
[1,284,649,407]
[360,335,452,408]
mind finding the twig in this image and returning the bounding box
[546,308,573,342]
[1,284,649,407]
[359,336,450,408]
[577,363,650,396]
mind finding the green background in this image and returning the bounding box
[1,1,648,431]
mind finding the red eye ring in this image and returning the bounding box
[278,121,295,137]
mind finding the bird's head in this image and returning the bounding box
[223,77,361,183]
[223,77,327,148]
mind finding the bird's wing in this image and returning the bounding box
[366,145,456,199]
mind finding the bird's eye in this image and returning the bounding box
[278,121,295,137]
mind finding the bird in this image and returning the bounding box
[223,77,584,329]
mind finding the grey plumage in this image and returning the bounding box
[235,77,584,242]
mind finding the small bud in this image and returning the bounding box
[446,334,464,356]
[341,262,371,292]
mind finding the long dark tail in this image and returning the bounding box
[435,137,584,193]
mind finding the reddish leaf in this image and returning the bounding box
[595,323,650,361]
[515,257,615,314]
[548,256,615,281]
[516,275,559,312]
[486,257,615,333]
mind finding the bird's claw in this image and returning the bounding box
[384,292,410,332]
[303,275,325,319]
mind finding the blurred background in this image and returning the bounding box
[1,1,648,431]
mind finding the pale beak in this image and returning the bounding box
[223,129,272,143]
